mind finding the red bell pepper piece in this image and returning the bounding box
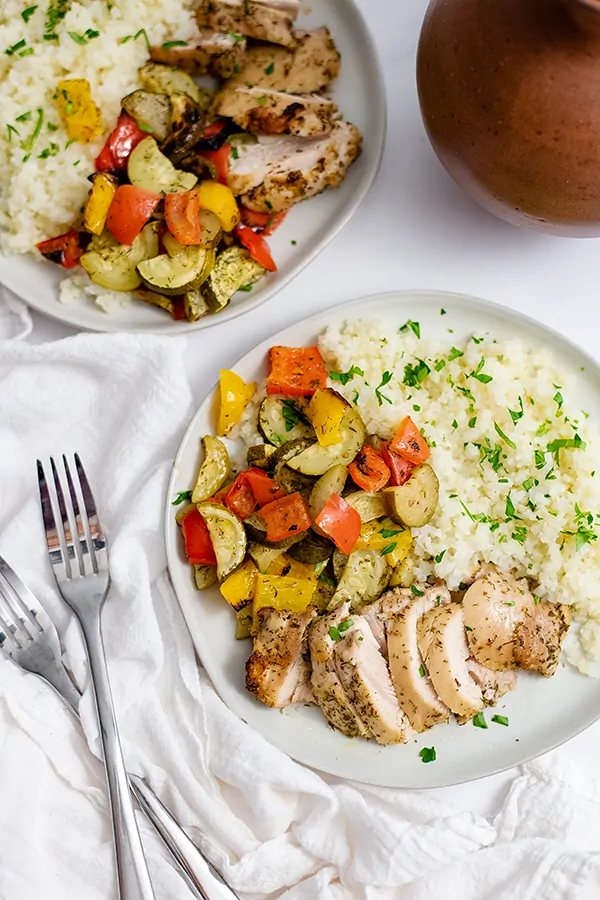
[180,508,217,566]
[199,143,231,184]
[315,493,361,554]
[244,468,285,506]
[106,184,161,245]
[165,188,201,245]
[267,346,327,397]
[258,492,312,543]
[225,474,259,521]
[95,113,147,173]
[36,229,83,269]
[171,297,188,321]
[235,224,277,272]
[202,121,226,139]
[380,442,415,486]
[389,416,431,464]
[239,206,288,236]
[348,445,391,493]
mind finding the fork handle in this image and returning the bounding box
[80,613,156,900]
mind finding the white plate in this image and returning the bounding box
[0,0,384,334]
[166,290,600,788]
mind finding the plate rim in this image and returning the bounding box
[165,288,600,787]
[0,0,386,335]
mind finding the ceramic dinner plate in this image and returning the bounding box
[165,290,600,788]
[0,0,384,334]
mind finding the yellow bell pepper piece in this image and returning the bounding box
[84,173,118,236]
[217,369,256,436]
[308,389,347,446]
[252,573,316,632]
[197,181,240,232]
[355,518,412,568]
[56,79,103,143]
[220,558,258,610]
[267,554,290,576]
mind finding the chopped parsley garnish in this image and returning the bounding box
[472,335,484,344]
[435,550,446,564]
[19,47,34,56]
[411,585,425,596]
[19,107,44,161]
[172,490,192,505]
[375,370,393,405]
[162,40,188,49]
[256,95,267,105]
[330,365,364,386]
[227,30,245,41]
[22,6,38,23]
[456,384,475,404]
[290,239,297,246]
[440,308,446,315]
[474,438,503,473]
[505,493,515,518]
[562,524,598,552]
[281,399,309,432]
[69,30,99,44]
[338,619,353,633]
[329,620,353,641]
[319,571,336,589]
[419,664,426,677]
[469,357,493,384]
[47,122,58,131]
[508,397,524,424]
[352,389,359,404]
[6,124,19,141]
[522,477,535,491]
[553,390,564,415]
[534,449,546,469]
[380,543,397,556]
[413,404,421,411]
[472,712,488,729]
[399,319,420,338]
[419,746,436,763]
[15,111,31,122]
[139,123,155,133]
[434,358,446,372]
[448,347,463,360]
[379,527,403,539]
[402,360,430,389]
[264,199,273,210]
[6,39,27,56]
[547,434,586,465]
[494,422,516,449]
[512,526,527,544]
[264,62,275,75]
[460,501,489,524]
[230,145,239,159]
[451,419,458,430]
[491,714,509,726]
[120,28,150,49]
[468,416,477,428]
[238,284,253,292]
[536,420,551,436]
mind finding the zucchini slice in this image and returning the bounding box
[287,532,332,565]
[383,464,439,527]
[162,92,204,165]
[183,289,210,322]
[133,288,176,316]
[243,514,306,551]
[198,209,222,248]
[194,564,218,590]
[247,542,284,572]
[247,444,276,469]
[286,406,366,476]
[191,435,230,504]
[258,396,315,446]
[197,502,246,580]
[122,90,172,142]
[344,490,386,523]
[388,554,415,588]
[139,62,205,105]
[137,245,215,295]
[128,137,197,195]
[80,221,159,292]
[309,465,348,521]
[330,549,390,611]
[201,246,265,312]
[332,548,348,581]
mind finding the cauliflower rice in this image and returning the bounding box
[235,319,600,676]
[0,0,197,301]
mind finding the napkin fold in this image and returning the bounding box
[0,333,599,900]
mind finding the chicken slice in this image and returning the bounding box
[150,29,245,79]
[359,583,450,659]
[217,86,338,137]
[197,0,299,49]
[246,606,316,707]
[417,603,484,720]
[226,121,362,212]
[222,27,341,93]
[388,593,452,733]
[467,659,517,704]
[462,565,535,670]
[513,601,572,677]
[334,617,413,745]
[309,603,370,739]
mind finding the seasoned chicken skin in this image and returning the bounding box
[246,607,316,708]
[197,0,300,49]
[222,27,341,93]
[217,87,338,137]
[150,29,245,79]
[227,122,362,212]
[309,603,370,738]
[334,617,413,745]
[514,601,572,677]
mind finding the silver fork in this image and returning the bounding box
[37,454,155,900]
[0,553,238,900]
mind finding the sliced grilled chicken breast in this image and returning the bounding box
[467,659,517,704]
[150,29,245,78]
[417,603,485,720]
[462,565,535,670]
[334,617,413,745]
[227,121,362,212]
[388,590,452,733]
[218,87,338,137]
[514,601,572,677]
[309,603,370,738]
[359,584,450,659]
[246,606,316,707]
[197,0,300,48]
[222,27,341,93]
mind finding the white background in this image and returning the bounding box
[23,0,600,818]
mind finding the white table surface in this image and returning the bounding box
[20,0,600,830]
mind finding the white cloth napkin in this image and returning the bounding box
[0,286,32,340]
[1,334,600,900]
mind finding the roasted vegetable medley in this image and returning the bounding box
[35,2,361,322]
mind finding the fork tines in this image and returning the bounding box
[0,554,42,651]
[37,455,108,582]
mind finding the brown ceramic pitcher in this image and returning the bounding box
[417,0,600,236]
